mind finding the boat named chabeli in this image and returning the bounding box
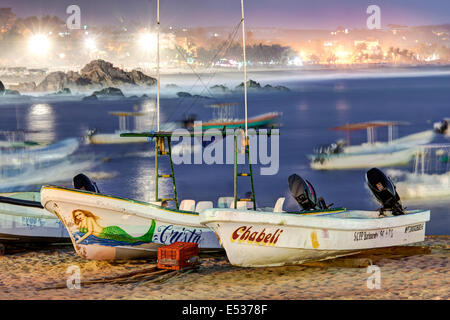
[231,226,283,246]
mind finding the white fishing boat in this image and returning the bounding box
[0,138,80,167]
[0,159,95,191]
[200,209,429,267]
[0,130,47,149]
[40,0,223,260]
[40,186,221,260]
[387,144,450,201]
[86,111,149,144]
[0,192,69,253]
[0,140,43,149]
[199,169,430,267]
[86,111,178,144]
[311,147,419,170]
[200,1,430,268]
[310,122,434,170]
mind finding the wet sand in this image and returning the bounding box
[0,235,448,300]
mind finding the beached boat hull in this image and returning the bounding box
[40,186,221,260]
[199,208,430,267]
[311,147,419,170]
[0,192,68,243]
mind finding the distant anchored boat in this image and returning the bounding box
[310,121,435,170]
[86,111,179,144]
[0,138,80,167]
[387,144,450,201]
[189,103,281,130]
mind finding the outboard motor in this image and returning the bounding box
[434,119,448,134]
[73,173,100,193]
[182,114,197,129]
[288,174,332,211]
[366,168,404,216]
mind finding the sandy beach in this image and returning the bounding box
[0,235,447,300]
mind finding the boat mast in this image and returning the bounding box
[232,0,256,210]
[240,0,248,139]
[156,0,160,132]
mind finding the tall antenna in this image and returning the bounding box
[156,0,160,131]
[240,0,248,139]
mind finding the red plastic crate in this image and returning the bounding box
[157,242,199,270]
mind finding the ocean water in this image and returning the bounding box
[1,69,449,234]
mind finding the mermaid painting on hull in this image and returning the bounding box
[72,209,156,245]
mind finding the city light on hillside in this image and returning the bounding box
[335,50,350,59]
[28,34,51,56]
[139,33,157,52]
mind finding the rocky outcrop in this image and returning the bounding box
[235,79,262,89]
[176,91,210,99]
[92,87,124,97]
[46,88,72,96]
[82,95,98,101]
[176,91,192,98]
[35,60,156,92]
[128,69,157,86]
[56,88,72,95]
[83,87,124,101]
[235,79,290,92]
[36,71,89,92]
[0,80,5,95]
[210,84,231,93]
[263,84,290,91]
[80,60,156,87]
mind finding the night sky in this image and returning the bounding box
[1,0,449,29]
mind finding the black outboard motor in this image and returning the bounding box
[434,119,448,134]
[73,173,100,193]
[288,174,332,211]
[366,168,404,216]
[182,114,197,129]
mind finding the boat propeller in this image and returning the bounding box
[366,168,404,216]
[288,174,333,211]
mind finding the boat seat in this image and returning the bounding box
[179,199,196,211]
[230,201,253,210]
[195,201,214,213]
[273,197,285,212]
[218,197,234,208]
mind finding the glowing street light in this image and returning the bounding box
[139,33,157,52]
[28,34,51,56]
[85,38,97,51]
